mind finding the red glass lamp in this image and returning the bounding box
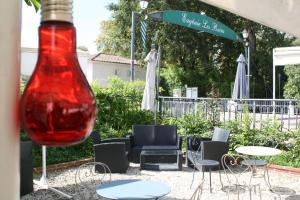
[21,0,96,146]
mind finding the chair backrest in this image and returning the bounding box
[221,154,253,190]
[93,143,128,173]
[75,162,111,200]
[132,125,155,146]
[90,130,101,145]
[154,125,177,145]
[212,127,230,142]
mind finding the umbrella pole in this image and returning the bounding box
[155,46,162,125]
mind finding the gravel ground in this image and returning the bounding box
[21,163,300,200]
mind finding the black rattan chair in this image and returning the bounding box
[186,127,230,171]
[90,130,130,173]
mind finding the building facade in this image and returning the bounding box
[21,48,146,86]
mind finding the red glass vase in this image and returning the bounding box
[21,21,96,146]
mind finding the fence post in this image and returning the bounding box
[288,101,293,130]
[253,101,256,129]
[288,100,294,116]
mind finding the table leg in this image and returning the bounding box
[140,154,144,170]
[218,165,223,190]
[264,164,272,190]
[209,168,212,193]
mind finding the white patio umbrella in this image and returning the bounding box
[199,0,300,38]
[232,54,249,99]
[141,46,157,111]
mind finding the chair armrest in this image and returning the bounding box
[186,136,212,150]
[101,138,131,153]
[177,136,183,150]
[201,141,229,160]
[94,142,125,152]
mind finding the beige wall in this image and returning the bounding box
[92,61,146,86]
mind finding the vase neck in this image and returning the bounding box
[38,21,76,56]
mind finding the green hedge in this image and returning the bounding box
[92,77,154,138]
[21,77,155,167]
[21,77,300,168]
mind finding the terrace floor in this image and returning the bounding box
[21,163,300,200]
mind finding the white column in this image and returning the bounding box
[273,50,276,100]
[0,0,22,199]
[247,45,250,98]
[273,49,276,116]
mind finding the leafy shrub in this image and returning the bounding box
[92,77,154,137]
[20,77,300,168]
[21,77,155,166]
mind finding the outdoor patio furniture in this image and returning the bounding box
[94,143,129,173]
[91,130,130,173]
[221,154,262,200]
[186,127,230,170]
[140,149,182,171]
[128,125,182,163]
[90,130,131,156]
[20,141,33,196]
[190,159,221,196]
[236,146,281,191]
[96,179,170,200]
[75,162,111,200]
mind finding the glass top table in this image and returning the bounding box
[140,149,182,171]
[96,179,170,200]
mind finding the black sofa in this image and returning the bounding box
[20,141,33,196]
[91,130,130,173]
[186,127,230,170]
[128,125,182,163]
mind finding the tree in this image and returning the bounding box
[99,0,294,98]
[284,65,300,100]
[77,46,88,52]
[24,0,40,12]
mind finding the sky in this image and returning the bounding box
[21,0,118,54]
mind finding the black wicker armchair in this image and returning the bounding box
[90,130,130,173]
[186,127,230,171]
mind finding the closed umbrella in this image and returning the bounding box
[141,46,157,111]
[232,54,249,99]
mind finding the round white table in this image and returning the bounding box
[236,146,281,157]
[96,179,170,199]
[236,146,281,191]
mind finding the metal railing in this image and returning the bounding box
[158,96,300,131]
